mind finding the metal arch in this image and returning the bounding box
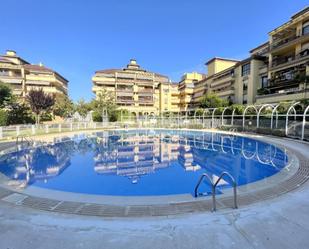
[202,109,209,127]
[285,101,302,136]
[194,109,199,119]
[221,106,234,126]
[229,109,236,126]
[271,103,282,129]
[203,109,210,119]
[301,105,309,140]
[211,108,218,128]
[242,105,258,128]
[271,102,297,129]
[257,104,275,128]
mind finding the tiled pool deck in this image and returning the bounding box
[0,130,309,248]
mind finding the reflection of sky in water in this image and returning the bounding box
[0,130,288,196]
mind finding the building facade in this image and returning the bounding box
[256,7,309,103]
[92,59,181,115]
[191,7,309,107]
[0,50,68,98]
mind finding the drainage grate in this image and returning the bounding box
[77,204,105,216]
[21,196,60,210]
[53,201,84,214]
[2,193,27,204]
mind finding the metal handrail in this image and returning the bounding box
[16,135,34,147]
[194,173,214,197]
[213,172,237,211]
[194,171,238,212]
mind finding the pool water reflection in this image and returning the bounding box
[0,130,288,196]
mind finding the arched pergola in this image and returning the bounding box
[301,105,309,140]
[285,101,303,137]
[221,106,235,126]
[242,105,258,129]
[211,108,218,128]
[257,104,275,128]
[202,109,211,128]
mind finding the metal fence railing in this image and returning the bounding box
[0,102,308,142]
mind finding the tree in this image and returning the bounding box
[53,95,74,118]
[0,82,12,107]
[90,89,117,121]
[6,102,35,125]
[199,92,229,108]
[74,99,91,118]
[26,88,55,124]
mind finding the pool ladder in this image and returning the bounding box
[194,171,238,212]
[16,135,34,147]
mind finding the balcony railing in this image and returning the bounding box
[256,88,309,98]
[271,34,298,49]
[138,88,153,93]
[271,50,309,69]
[271,33,309,50]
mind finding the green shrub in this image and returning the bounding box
[92,111,102,122]
[0,109,8,126]
[6,102,35,125]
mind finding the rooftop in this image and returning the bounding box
[205,57,240,65]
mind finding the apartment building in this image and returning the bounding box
[256,7,309,103]
[178,72,204,111]
[0,50,68,97]
[92,59,180,115]
[190,56,266,106]
[190,7,309,106]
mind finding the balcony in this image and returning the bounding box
[138,98,153,103]
[271,50,309,71]
[116,88,134,96]
[138,88,154,93]
[256,88,309,104]
[116,97,134,104]
[270,33,309,52]
[0,75,23,84]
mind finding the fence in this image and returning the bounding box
[0,102,308,141]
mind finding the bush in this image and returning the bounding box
[6,102,35,125]
[92,111,102,122]
[0,109,8,126]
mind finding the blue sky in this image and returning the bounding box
[1,0,308,101]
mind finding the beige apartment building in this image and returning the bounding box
[92,59,180,115]
[178,72,204,111]
[0,50,68,97]
[256,7,309,103]
[189,7,309,107]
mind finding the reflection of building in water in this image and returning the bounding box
[178,145,201,171]
[1,143,71,188]
[93,133,202,182]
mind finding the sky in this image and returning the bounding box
[1,0,308,101]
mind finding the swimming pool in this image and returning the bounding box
[0,129,288,196]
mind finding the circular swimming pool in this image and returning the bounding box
[0,129,288,197]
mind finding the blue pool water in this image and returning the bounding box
[0,130,288,196]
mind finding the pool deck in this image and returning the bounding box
[0,130,309,248]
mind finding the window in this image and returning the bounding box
[303,21,309,35]
[241,63,251,76]
[0,69,9,76]
[261,76,268,88]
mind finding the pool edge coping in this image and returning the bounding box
[0,129,308,218]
